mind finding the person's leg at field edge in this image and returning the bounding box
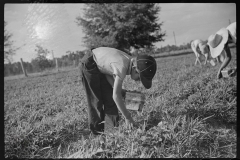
[81,52,105,135]
[191,42,201,65]
[100,73,120,134]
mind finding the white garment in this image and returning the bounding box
[191,39,206,57]
[226,22,236,44]
[92,47,132,81]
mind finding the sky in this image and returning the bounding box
[4,3,236,63]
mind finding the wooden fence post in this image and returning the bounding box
[20,58,28,77]
[55,58,59,72]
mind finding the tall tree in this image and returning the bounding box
[76,3,166,53]
[4,21,25,63]
[4,21,15,63]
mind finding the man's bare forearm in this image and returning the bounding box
[113,95,130,119]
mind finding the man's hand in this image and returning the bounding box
[125,119,139,130]
[229,68,237,77]
[217,70,223,79]
[125,112,139,129]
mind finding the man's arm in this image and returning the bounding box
[105,74,136,128]
[112,76,132,120]
[217,44,232,79]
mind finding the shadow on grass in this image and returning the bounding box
[184,107,236,130]
[48,123,91,158]
[145,110,163,131]
[142,107,236,132]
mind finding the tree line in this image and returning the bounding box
[4,3,193,77]
[4,42,193,77]
[155,43,192,53]
[4,47,86,77]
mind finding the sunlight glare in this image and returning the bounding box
[34,21,52,40]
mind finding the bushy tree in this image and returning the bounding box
[76,3,166,53]
[33,45,52,71]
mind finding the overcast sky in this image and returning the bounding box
[4,3,236,63]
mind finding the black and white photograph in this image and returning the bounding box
[4,2,236,158]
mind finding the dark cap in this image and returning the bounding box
[136,55,157,89]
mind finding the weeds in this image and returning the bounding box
[4,49,236,158]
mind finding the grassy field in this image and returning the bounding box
[4,48,237,158]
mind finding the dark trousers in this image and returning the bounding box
[80,51,119,135]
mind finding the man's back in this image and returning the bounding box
[92,47,132,80]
